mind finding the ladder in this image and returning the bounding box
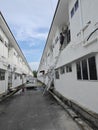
[43,49,62,95]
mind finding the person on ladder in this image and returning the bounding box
[59,32,64,50]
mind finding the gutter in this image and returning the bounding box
[49,89,98,130]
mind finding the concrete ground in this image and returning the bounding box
[0,86,83,130]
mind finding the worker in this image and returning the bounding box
[59,32,64,50]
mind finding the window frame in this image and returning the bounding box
[66,64,72,73]
[55,69,60,79]
[76,56,98,81]
[88,56,98,80]
[75,0,79,11]
[70,0,79,18]
[60,66,65,74]
[0,70,5,80]
[82,59,89,80]
[71,7,74,18]
[76,61,82,80]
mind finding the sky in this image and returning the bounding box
[0,0,58,70]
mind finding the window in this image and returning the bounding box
[60,66,65,74]
[88,56,97,80]
[71,0,79,18]
[76,61,82,79]
[75,0,79,11]
[66,64,72,73]
[0,70,5,80]
[71,8,74,18]
[76,56,98,80]
[82,59,88,80]
[55,70,59,79]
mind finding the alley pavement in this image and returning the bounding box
[0,86,82,130]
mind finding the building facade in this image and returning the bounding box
[38,0,98,114]
[0,12,33,95]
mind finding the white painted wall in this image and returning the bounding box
[69,0,82,43]
[12,73,22,89]
[55,53,98,113]
[0,26,8,95]
[38,0,98,114]
[0,28,8,59]
[22,75,26,84]
[81,0,98,39]
[56,39,98,68]
[55,0,98,113]
[38,28,61,75]
[0,13,33,95]
[56,0,98,68]
[68,0,98,47]
[0,40,3,57]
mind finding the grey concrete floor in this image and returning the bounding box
[0,87,82,130]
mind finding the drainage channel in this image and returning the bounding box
[49,90,93,130]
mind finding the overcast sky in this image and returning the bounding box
[0,0,58,70]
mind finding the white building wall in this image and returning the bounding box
[38,0,98,114]
[56,39,98,68]
[12,74,22,88]
[22,75,26,84]
[53,29,60,62]
[0,28,8,59]
[7,42,32,90]
[54,0,98,114]
[8,48,14,65]
[0,13,33,95]
[0,27,8,95]
[40,29,60,74]
[69,0,82,43]
[55,54,98,113]
[69,0,98,48]
[81,0,98,39]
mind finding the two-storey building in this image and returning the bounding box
[38,0,98,117]
[0,12,33,95]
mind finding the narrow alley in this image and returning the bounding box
[0,86,83,130]
[0,0,98,130]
